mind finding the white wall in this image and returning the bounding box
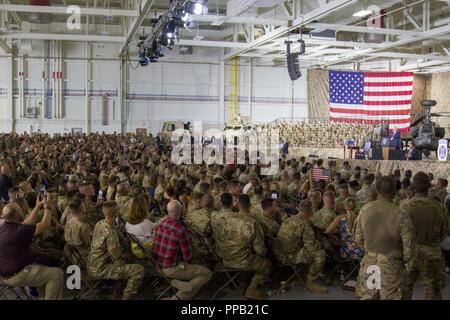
[0,41,308,135]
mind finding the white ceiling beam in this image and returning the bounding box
[398,60,450,71]
[177,39,250,48]
[404,8,422,31]
[195,15,288,26]
[307,23,422,37]
[257,37,381,53]
[0,4,139,17]
[0,32,125,42]
[0,32,250,48]
[0,5,290,26]
[322,23,450,67]
[119,0,156,56]
[365,52,450,62]
[0,39,11,54]
[223,0,356,61]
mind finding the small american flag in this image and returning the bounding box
[311,168,329,182]
[329,71,413,132]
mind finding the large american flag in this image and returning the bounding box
[329,71,413,132]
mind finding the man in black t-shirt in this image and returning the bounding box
[0,196,64,300]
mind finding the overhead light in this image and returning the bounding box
[353,10,373,17]
[194,3,204,15]
[182,12,190,22]
[185,1,207,15]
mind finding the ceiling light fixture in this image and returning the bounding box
[353,9,373,17]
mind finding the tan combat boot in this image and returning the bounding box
[305,278,328,294]
[171,279,193,293]
[245,283,267,300]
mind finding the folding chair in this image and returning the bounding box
[0,276,34,300]
[126,232,178,300]
[63,243,109,300]
[337,255,361,289]
[266,234,305,295]
[200,235,245,300]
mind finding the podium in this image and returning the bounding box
[343,140,359,159]
[381,137,392,160]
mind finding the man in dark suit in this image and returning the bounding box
[156,133,165,152]
[390,127,402,150]
[406,141,422,160]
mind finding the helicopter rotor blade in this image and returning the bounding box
[410,115,426,128]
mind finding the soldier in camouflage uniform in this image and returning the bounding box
[355,176,414,300]
[115,182,131,221]
[193,172,207,194]
[228,179,242,210]
[275,199,328,294]
[310,191,338,253]
[63,198,92,265]
[250,185,264,212]
[211,194,271,300]
[278,170,291,206]
[187,192,203,217]
[213,180,228,211]
[211,193,234,232]
[87,201,144,300]
[430,178,448,204]
[154,175,166,206]
[355,174,374,204]
[335,183,350,215]
[186,194,215,260]
[252,198,280,238]
[106,175,119,202]
[308,190,322,213]
[287,172,302,208]
[399,172,450,299]
[310,191,336,231]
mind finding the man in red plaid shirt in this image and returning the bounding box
[153,200,212,300]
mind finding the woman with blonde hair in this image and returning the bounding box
[125,195,155,259]
[325,197,364,261]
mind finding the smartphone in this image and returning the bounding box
[98,190,104,199]
[39,185,46,200]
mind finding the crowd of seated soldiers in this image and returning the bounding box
[262,121,375,148]
[0,132,448,300]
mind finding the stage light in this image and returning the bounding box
[139,49,148,67]
[193,2,203,15]
[182,12,190,22]
[164,20,176,36]
[185,1,207,15]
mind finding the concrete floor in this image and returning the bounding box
[214,276,450,300]
[3,275,450,300]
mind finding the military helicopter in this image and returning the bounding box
[405,100,447,157]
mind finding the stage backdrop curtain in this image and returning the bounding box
[307,69,329,120]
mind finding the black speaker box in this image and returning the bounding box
[389,150,406,160]
[370,148,383,160]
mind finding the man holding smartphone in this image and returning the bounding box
[0,195,64,299]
